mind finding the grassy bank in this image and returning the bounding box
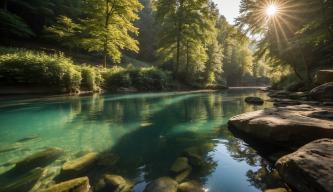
[0,47,171,94]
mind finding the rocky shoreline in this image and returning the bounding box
[229,81,333,192]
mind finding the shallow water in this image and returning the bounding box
[0,89,284,192]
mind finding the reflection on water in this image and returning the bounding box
[0,89,285,192]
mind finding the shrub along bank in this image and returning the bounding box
[0,47,171,94]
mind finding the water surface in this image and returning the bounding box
[0,89,285,192]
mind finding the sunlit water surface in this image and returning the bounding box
[0,89,284,192]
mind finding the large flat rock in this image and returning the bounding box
[276,139,333,192]
[228,105,333,148]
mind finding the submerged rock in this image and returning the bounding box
[178,181,204,192]
[264,188,289,192]
[228,105,333,148]
[309,82,333,101]
[40,176,90,192]
[170,157,190,173]
[276,139,333,192]
[99,174,133,192]
[12,148,63,173]
[61,152,97,176]
[174,167,192,183]
[183,144,214,167]
[0,167,44,192]
[245,97,264,105]
[143,177,178,192]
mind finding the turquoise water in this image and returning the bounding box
[0,89,284,192]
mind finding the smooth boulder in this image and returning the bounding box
[170,157,190,173]
[245,97,264,105]
[315,70,333,85]
[40,177,90,192]
[12,148,63,173]
[309,82,333,101]
[61,152,97,175]
[178,181,204,192]
[276,139,333,192]
[264,188,288,192]
[174,167,192,183]
[143,177,178,192]
[102,174,133,192]
[228,105,333,148]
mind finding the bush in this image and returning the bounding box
[129,67,170,91]
[80,66,103,92]
[0,47,81,92]
[102,66,131,90]
[103,66,170,91]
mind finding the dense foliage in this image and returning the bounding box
[0,48,82,92]
[103,66,170,91]
[0,47,170,93]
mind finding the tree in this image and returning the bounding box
[79,0,143,67]
[155,0,215,79]
[205,40,223,84]
[136,0,158,62]
[46,16,81,53]
[0,10,35,38]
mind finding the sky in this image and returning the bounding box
[213,0,242,24]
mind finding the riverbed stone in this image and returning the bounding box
[61,152,97,175]
[315,70,333,85]
[276,139,333,192]
[178,181,204,192]
[102,174,133,192]
[0,167,44,192]
[40,176,90,192]
[143,177,178,192]
[309,82,333,101]
[174,167,192,182]
[245,97,264,105]
[264,188,289,192]
[12,148,63,173]
[228,105,333,148]
[170,157,190,173]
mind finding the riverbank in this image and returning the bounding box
[228,82,333,192]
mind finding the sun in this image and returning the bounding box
[266,4,278,16]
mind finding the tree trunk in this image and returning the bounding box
[103,0,111,68]
[186,40,190,74]
[175,0,184,76]
[175,22,181,75]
